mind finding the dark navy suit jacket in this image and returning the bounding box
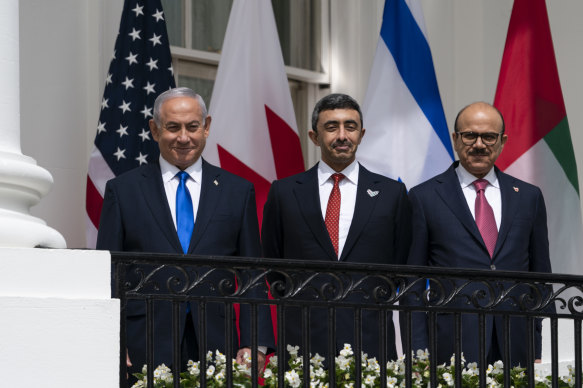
[261,163,412,360]
[97,159,274,372]
[407,162,552,366]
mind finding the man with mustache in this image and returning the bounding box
[262,93,412,361]
[407,102,552,367]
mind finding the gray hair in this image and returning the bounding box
[152,87,208,126]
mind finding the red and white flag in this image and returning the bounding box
[205,0,304,229]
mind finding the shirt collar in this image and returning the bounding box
[455,163,499,189]
[317,160,359,186]
[159,156,203,184]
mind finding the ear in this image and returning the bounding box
[203,115,211,139]
[500,133,508,148]
[149,119,160,142]
[308,129,319,146]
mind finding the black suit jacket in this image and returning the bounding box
[97,159,274,371]
[407,162,552,366]
[261,163,411,360]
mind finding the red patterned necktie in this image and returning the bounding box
[325,173,345,257]
[473,179,498,258]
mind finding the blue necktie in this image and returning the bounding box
[176,171,194,254]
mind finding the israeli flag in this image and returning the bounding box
[359,0,453,189]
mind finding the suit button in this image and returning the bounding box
[490,264,496,270]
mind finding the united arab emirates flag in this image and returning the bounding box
[494,0,583,275]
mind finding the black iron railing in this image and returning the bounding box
[112,252,583,387]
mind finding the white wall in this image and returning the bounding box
[18,0,583,256]
[0,248,119,387]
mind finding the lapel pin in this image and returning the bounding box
[214,180,219,186]
[367,189,379,197]
[513,186,519,192]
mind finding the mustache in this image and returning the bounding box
[332,140,352,148]
[469,149,489,156]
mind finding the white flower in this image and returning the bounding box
[215,350,227,365]
[336,355,351,371]
[311,353,325,368]
[386,376,398,388]
[416,348,430,361]
[287,344,300,357]
[206,364,215,378]
[562,374,575,387]
[449,352,465,366]
[263,368,273,379]
[285,369,301,388]
[214,370,225,381]
[361,351,369,364]
[130,381,145,388]
[366,357,380,372]
[340,343,354,357]
[443,372,454,386]
[269,355,278,367]
[492,360,503,374]
[364,374,377,386]
[534,370,546,382]
[311,367,326,378]
[206,350,213,361]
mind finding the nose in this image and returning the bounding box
[176,128,189,143]
[473,135,486,148]
[337,126,348,141]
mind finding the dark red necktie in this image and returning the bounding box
[325,173,345,257]
[473,179,498,258]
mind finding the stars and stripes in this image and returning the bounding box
[86,0,175,247]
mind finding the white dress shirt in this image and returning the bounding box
[317,160,359,258]
[456,164,502,230]
[159,156,203,229]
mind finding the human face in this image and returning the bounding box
[149,96,210,170]
[452,103,507,179]
[309,108,365,172]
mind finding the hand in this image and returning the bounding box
[126,348,132,379]
[535,359,542,363]
[236,347,266,372]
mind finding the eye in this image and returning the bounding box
[165,124,180,132]
[188,124,200,132]
[482,134,497,142]
[462,132,477,141]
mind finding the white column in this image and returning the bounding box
[0,0,65,248]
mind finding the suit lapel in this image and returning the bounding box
[293,165,338,261]
[493,168,520,259]
[139,163,183,252]
[189,160,221,252]
[435,163,487,251]
[339,165,377,261]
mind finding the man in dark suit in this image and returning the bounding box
[407,102,552,366]
[262,93,411,361]
[97,87,273,378]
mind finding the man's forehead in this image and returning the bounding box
[319,108,360,121]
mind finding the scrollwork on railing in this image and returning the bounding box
[112,253,583,318]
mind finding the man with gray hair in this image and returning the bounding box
[97,87,273,380]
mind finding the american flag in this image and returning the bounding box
[86,0,175,247]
